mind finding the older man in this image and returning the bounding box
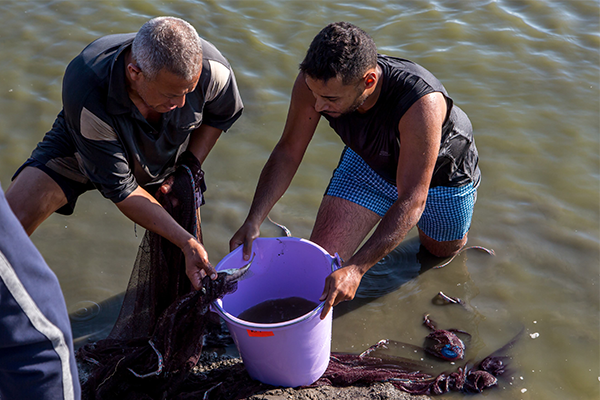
[230,22,480,318]
[7,17,243,290]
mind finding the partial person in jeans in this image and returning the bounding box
[230,22,481,319]
[0,185,80,399]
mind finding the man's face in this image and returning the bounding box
[305,75,368,117]
[134,68,201,114]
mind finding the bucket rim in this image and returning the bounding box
[211,236,341,328]
[214,237,340,275]
[212,298,328,329]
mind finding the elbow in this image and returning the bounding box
[395,193,427,226]
[412,197,427,224]
[271,141,304,167]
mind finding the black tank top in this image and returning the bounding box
[323,55,480,188]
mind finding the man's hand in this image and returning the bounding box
[229,221,261,261]
[319,265,363,320]
[158,175,175,195]
[155,175,178,206]
[181,237,217,290]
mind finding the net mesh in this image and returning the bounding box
[76,151,513,399]
[76,151,235,399]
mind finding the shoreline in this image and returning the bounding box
[191,352,433,400]
[76,350,432,399]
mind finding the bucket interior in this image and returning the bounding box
[215,237,333,319]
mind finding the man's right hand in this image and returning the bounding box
[229,221,261,261]
[181,236,217,290]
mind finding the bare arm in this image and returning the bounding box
[229,73,321,259]
[187,124,223,165]
[116,186,215,291]
[319,92,446,318]
[121,124,223,290]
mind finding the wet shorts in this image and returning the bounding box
[324,147,478,242]
[13,158,96,216]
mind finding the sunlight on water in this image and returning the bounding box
[0,1,597,399]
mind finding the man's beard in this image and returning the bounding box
[323,91,369,118]
[347,89,371,113]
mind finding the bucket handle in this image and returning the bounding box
[331,252,343,272]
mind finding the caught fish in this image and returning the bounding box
[434,245,495,269]
[432,291,464,306]
[218,253,255,283]
[267,215,292,237]
[358,339,390,358]
[199,254,256,298]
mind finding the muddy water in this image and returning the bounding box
[0,1,597,399]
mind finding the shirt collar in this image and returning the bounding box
[106,38,135,115]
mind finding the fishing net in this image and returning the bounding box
[76,151,237,399]
[76,151,512,399]
[311,339,513,396]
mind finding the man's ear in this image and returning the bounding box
[364,71,377,89]
[127,63,143,82]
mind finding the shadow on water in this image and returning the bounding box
[333,236,450,320]
[70,293,124,350]
[70,236,451,349]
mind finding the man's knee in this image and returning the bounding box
[418,228,468,258]
[5,167,67,235]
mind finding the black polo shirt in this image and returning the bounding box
[31,33,243,203]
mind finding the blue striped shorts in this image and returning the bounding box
[324,147,477,242]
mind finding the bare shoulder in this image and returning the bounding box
[290,72,319,110]
[407,92,446,120]
[399,92,447,136]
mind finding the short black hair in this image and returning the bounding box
[299,22,377,85]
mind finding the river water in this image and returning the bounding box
[0,1,598,399]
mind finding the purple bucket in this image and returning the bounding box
[212,237,338,387]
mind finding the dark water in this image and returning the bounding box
[0,1,597,399]
[237,297,319,324]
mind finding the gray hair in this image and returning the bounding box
[132,16,203,81]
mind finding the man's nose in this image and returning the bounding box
[171,95,186,108]
[314,97,328,113]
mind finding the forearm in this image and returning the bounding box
[186,124,223,165]
[115,186,195,249]
[346,196,424,274]
[244,72,319,226]
[244,143,302,226]
[231,71,318,255]
[317,197,425,319]
[117,186,215,288]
